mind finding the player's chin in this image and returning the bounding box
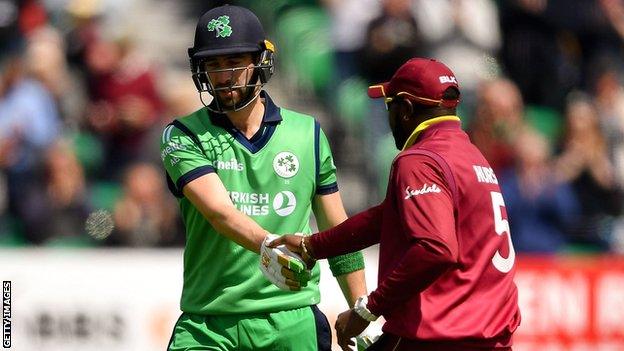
[216,91,241,106]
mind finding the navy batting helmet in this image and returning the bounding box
[188,5,275,113]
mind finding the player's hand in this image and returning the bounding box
[355,324,382,351]
[259,234,311,291]
[335,309,370,351]
[266,233,316,269]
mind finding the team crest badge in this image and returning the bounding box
[207,15,232,38]
[273,152,299,178]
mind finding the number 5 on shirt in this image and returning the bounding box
[490,191,515,273]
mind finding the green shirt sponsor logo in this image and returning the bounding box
[216,158,244,171]
[229,191,270,216]
[273,191,296,216]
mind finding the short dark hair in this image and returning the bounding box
[442,87,460,101]
[408,87,458,119]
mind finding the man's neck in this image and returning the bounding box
[226,96,265,139]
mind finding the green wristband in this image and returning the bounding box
[328,251,365,277]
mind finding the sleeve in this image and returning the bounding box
[310,204,384,259]
[315,122,338,195]
[322,204,379,276]
[393,155,457,258]
[366,155,459,316]
[160,122,215,196]
[367,239,455,316]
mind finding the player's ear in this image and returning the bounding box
[400,98,414,121]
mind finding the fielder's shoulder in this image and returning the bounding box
[278,107,319,132]
[160,108,205,146]
[279,107,315,122]
[176,107,209,131]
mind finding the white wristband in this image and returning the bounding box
[354,295,379,322]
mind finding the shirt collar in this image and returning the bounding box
[208,90,282,128]
[262,91,282,123]
[401,115,461,150]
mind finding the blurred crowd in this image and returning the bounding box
[2,0,624,254]
[0,0,196,247]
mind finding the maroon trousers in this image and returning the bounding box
[368,333,513,351]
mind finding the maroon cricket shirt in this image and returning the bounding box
[311,118,520,348]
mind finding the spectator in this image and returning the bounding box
[108,162,182,247]
[0,52,61,225]
[555,93,623,250]
[499,0,624,109]
[469,78,526,173]
[64,0,104,74]
[0,0,22,55]
[160,70,205,123]
[17,0,47,37]
[563,0,624,91]
[23,24,86,132]
[320,0,380,84]
[84,36,164,180]
[25,26,69,100]
[498,0,571,108]
[359,0,422,85]
[499,127,580,253]
[358,0,423,200]
[415,0,501,110]
[601,0,624,42]
[591,64,624,188]
[18,139,93,245]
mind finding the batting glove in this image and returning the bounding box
[260,234,311,291]
[356,321,383,350]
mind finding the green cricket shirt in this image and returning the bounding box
[161,92,363,315]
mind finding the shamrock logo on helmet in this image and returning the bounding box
[207,15,232,38]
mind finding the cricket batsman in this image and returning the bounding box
[161,4,367,350]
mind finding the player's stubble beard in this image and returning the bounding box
[389,112,409,150]
[214,77,258,110]
[215,85,244,107]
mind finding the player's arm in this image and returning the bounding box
[184,175,309,289]
[269,203,384,259]
[307,204,384,258]
[313,191,366,307]
[161,123,268,253]
[311,123,367,306]
[366,155,458,317]
[183,173,269,253]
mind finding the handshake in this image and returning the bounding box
[259,234,316,291]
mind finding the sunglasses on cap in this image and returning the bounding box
[383,92,446,110]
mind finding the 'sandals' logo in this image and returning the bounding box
[273,152,299,178]
[207,15,232,38]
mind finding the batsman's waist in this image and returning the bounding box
[180,288,320,315]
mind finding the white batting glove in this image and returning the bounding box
[356,320,383,350]
[260,234,311,291]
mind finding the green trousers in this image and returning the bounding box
[168,305,331,350]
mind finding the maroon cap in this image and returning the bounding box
[367,58,460,108]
